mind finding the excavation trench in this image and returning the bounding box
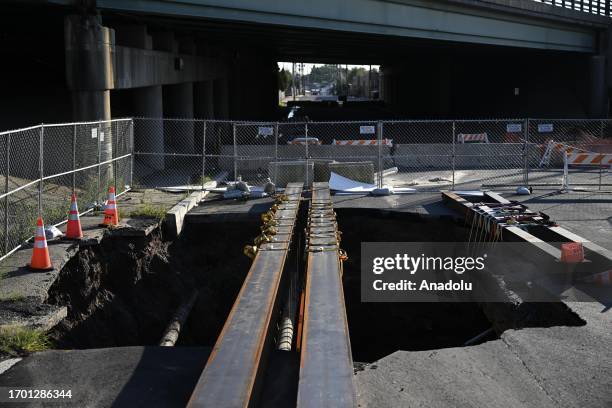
[336,208,585,364]
[46,207,584,371]
[48,219,260,349]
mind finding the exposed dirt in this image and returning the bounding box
[48,218,261,349]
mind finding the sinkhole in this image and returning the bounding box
[336,208,585,364]
[46,204,584,369]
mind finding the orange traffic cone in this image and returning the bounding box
[101,186,119,227]
[66,193,83,239]
[29,216,52,271]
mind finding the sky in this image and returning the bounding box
[278,62,380,75]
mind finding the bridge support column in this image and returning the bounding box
[65,14,114,177]
[163,82,195,162]
[133,85,164,172]
[589,55,606,118]
[194,81,214,119]
[214,78,230,119]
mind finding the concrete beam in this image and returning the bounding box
[113,47,225,90]
[88,0,598,52]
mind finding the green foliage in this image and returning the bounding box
[0,326,50,356]
[129,204,168,221]
[308,64,339,85]
[278,68,292,92]
[0,292,24,302]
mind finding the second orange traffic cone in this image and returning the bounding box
[66,193,83,239]
[29,216,53,271]
[102,186,119,226]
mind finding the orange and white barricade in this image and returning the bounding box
[539,140,588,167]
[457,133,488,144]
[566,152,612,166]
[332,138,393,146]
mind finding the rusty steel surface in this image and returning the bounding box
[297,182,356,408]
[187,183,303,408]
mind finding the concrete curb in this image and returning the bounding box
[163,191,208,239]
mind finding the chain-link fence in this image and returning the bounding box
[0,119,133,260]
[1,116,608,259]
[132,117,611,193]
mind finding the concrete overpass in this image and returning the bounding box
[1,0,612,133]
[52,0,608,53]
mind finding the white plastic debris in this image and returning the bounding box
[45,225,63,239]
[329,172,377,193]
[329,172,415,195]
[516,186,531,195]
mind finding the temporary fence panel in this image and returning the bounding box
[0,119,133,260]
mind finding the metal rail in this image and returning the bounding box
[297,182,356,408]
[187,183,303,408]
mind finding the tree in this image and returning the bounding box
[278,69,292,91]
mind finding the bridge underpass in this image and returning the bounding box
[0,0,611,135]
[0,2,611,407]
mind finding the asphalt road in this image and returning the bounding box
[0,346,210,407]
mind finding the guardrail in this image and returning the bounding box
[532,0,611,17]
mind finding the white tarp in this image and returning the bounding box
[329,172,376,192]
[329,172,415,195]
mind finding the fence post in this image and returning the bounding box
[113,121,118,193]
[129,120,134,189]
[562,151,569,190]
[97,121,102,205]
[377,121,383,189]
[274,122,279,186]
[304,122,309,187]
[4,133,10,254]
[523,118,529,186]
[202,120,207,190]
[451,121,456,190]
[232,122,237,181]
[72,124,77,193]
[38,125,44,217]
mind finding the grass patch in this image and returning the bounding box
[0,326,50,356]
[0,292,25,303]
[129,204,168,221]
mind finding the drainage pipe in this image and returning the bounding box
[159,290,199,347]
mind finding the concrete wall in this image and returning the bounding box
[218,144,542,173]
